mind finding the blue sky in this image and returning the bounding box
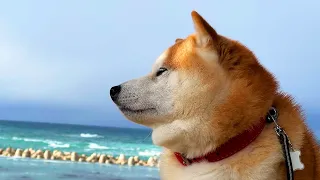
[0,1,319,132]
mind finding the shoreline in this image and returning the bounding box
[0,147,160,167]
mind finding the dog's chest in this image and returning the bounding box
[161,162,240,180]
[160,159,279,180]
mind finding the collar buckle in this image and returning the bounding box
[181,154,191,166]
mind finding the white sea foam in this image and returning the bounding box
[12,137,70,148]
[88,143,109,150]
[11,156,23,160]
[138,150,161,156]
[12,137,43,142]
[48,141,70,148]
[80,133,103,138]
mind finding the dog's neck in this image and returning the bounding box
[174,117,267,166]
[152,117,225,159]
[152,108,271,159]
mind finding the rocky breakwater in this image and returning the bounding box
[0,147,160,167]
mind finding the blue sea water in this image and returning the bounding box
[0,120,161,180]
[0,157,159,180]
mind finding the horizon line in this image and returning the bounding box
[0,119,150,130]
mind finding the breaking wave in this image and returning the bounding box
[48,142,70,148]
[138,150,161,156]
[80,133,103,138]
[88,143,109,150]
[12,137,70,148]
[12,137,43,142]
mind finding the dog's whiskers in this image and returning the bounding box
[135,130,152,144]
[142,131,152,142]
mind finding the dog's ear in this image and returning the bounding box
[191,11,218,48]
[175,38,183,43]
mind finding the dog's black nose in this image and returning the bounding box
[110,85,121,101]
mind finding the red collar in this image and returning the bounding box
[174,117,266,166]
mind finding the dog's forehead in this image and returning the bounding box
[152,37,195,70]
[151,49,169,73]
[154,49,169,67]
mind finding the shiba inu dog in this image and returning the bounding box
[110,11,320,180]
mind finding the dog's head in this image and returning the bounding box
[111,11,278,157]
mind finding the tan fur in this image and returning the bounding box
[156,11,320,179]
[112,10,320,179]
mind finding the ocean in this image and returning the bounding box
[0,120,161,180]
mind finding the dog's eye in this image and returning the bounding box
[156,67,168,77]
